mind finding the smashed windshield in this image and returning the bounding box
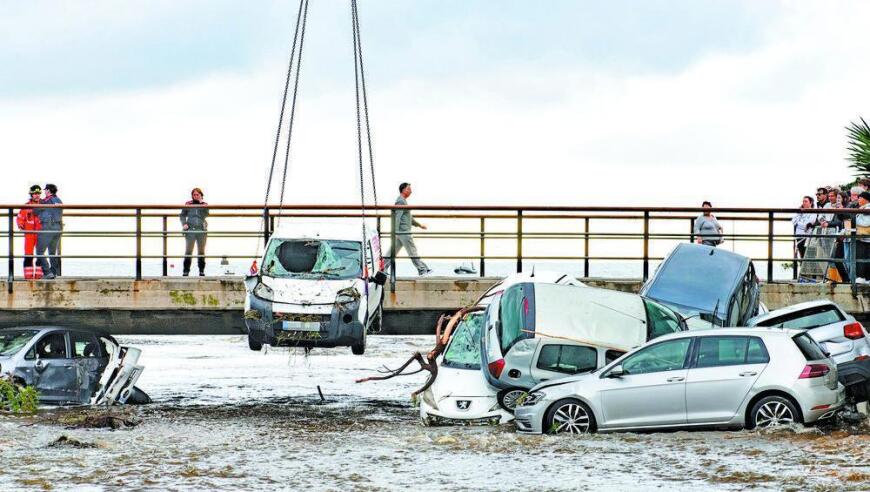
[262,239,362,280]
[0,330,38,356]
[443,313,484,370]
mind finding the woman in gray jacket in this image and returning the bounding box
[693,201,723,247]
[180,188,209,276]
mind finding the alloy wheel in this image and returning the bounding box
[552,403,591,434]
[755,400,795,428]
[501,389,526,411]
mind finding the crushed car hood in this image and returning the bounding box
[261,276,360,305]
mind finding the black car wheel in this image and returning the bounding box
[544,398,597,434]
[125,386,152,405]
[248,334,263,351]
[497,387,527,412]
[351,327,366,355]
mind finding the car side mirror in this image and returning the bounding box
[371,271,387,286]
[607,365,625,378]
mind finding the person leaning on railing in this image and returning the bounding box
[180,187,209,277]
[693,201,723,247]
[792,196,817,259]
[854,191,870,283]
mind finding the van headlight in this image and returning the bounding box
[253,282,275,301]
[519,391,545,407]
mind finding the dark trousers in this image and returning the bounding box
[183,231,207,274]
[858,241,870,279]
[36,230,61,276]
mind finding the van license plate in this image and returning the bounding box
[282,321,321,332]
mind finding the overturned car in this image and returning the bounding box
[0,326,148,405]
[244,222,387,355]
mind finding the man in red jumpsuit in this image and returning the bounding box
[17,185,43,278]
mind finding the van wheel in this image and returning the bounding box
[248,334,263,351]
[351,329,366,355]
[497,387,527,413]
[544,398,596,434]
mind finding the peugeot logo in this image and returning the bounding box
[456,400,471,411]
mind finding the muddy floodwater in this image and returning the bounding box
[2,335,870,491]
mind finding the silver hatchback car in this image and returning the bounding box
[515,328,845,434]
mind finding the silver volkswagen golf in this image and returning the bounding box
[515,328,845,434]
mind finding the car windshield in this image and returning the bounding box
[0,330,38,356]
[645,247,747,325]
[262,239,362,280]
[442,312,484,369]
[644,299,685,338]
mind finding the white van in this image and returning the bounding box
[244,221,387,355]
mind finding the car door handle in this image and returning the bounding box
[666,376,685,382]
[739,371,757,377]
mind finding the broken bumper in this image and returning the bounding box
[245,295,364,348]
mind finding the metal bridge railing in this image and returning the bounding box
[2,204,869,295]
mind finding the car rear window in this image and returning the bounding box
[498,284,533,353]
[537,345,597,375]
[792,333,827,361]
[756,304,845,330]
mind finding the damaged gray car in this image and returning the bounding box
[0,326,149,405]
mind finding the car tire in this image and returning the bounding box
[125,386,152,405]
[351,328,366,355]
[497,387,527,413]
[248,334,263,351]
[748,395,801,429]
[544,398,597,434]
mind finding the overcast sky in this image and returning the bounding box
[2,0,869,208]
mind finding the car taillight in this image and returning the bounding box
[799,364,830,379]
[488,359,506,379]
[844,322,865,340]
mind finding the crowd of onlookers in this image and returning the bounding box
[792,179,870,283]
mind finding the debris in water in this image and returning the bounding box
[48,435,100,449]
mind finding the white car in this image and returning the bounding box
[419,271,581,425]
[748,300,870,404]
[515,328,845,434]
[481,282,686,411]
[244,221,386,355]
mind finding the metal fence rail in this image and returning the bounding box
[2,204,868,294]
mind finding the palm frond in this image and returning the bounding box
[847,117,870,177]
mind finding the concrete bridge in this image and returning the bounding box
[2,277,869,335]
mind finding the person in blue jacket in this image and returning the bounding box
[35,183,63,279]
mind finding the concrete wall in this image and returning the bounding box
[2,277,870,334]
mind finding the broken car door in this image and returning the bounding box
[29,331,77,403]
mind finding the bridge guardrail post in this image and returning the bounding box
[389,208,396,293]
[162,215,168,277]
[584,217,590,278]
[7,208,13,293]
[852,226,858,296]
[479,217,485,277]
[135,208,142,281]
[642,211,650,281]
[688,218,694,244]
[767,212,774,282]
[516,210,523,273]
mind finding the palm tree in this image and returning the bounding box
[847,117,870,177]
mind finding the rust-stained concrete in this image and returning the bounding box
[2,277,869,334]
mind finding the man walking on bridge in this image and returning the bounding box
[384,183,432,276]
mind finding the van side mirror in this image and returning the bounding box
[371,271,387,286]
[606,365,625,378]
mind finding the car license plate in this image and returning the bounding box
[282,321,320,332]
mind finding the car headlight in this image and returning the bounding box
[518,391,545,407]
[253,282,274,301]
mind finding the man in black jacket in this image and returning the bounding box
[180,188,209,276]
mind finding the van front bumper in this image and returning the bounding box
[245,295,364,348]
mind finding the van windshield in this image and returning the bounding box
[262,239,362,280]
[0,330,38,356]
[442,313,484,369]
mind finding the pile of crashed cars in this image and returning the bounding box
[405,243,869,435]
[0,326,149,407]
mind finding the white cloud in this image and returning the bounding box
[1,1,869,213]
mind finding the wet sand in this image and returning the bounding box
[1,335,868,491]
